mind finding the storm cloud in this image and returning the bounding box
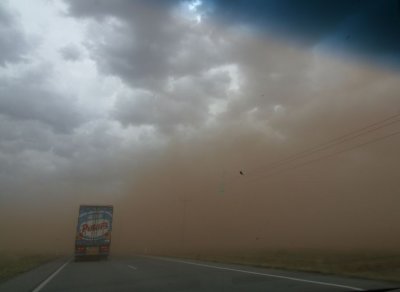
[0,3,29,66]
[59,44,82,61]
[0,0,399,255]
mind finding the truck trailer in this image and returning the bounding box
[75,205,113,261]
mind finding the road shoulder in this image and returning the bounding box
[0,258,69,292]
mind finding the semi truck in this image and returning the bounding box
[75,205,113,261]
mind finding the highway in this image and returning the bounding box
[0,256,398,292]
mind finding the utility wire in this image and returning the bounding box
[249,112,400,176]
[244,129,400,184]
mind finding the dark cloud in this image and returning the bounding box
[0,114,154,203]
[213,0,400,68]
[1,0,400,255]
[59,44,82,61]
[0,3,30,66]
[64,0,238,133]
[0,115,54,156]
[66,0,229,88]
[64,0,176,20]
[113,66,234,132]
[212,0,363,39]
[0,65,85,133]
[64,0,400,134]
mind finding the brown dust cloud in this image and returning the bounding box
[1,37,400,257]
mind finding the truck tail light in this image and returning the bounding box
[100,245,109,252]
[76,246,85,252]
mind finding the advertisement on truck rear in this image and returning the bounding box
[75,205,113,260]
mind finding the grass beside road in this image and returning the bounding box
[0,253,57,283]
[181,250,400,283]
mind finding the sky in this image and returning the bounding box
[0,0,400,254]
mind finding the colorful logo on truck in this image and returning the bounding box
[77,209,112,240]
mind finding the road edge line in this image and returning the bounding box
[147,256,364,291]
[32,259,71,292]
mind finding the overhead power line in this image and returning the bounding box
[249,112,400,177]
[244,129,400,184]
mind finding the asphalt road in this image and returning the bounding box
[0,256,398,292]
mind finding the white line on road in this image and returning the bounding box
[32,259,71,292]
[128,265,137,270]
[151,257,364,291]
